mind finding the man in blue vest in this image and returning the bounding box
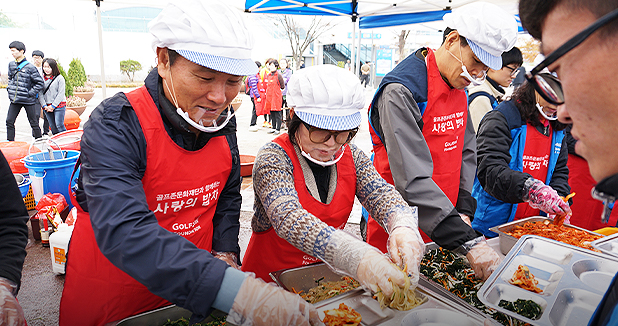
[366,2,518,280]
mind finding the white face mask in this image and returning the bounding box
[448,45,487,86]
[164,71,234,133]
[536,103,558,121]
[299,144,346,167]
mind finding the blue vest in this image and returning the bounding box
[471,101,564,237]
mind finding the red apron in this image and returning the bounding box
[59,86,232,326]
[255,75,268,116]
[513,123,551,220]
[254,73,266,116]
[264,71,282,112]
[241,134,356,282]
[367,48,467,251]
[567,154,618,230]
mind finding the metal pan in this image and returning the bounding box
[592,232,618,258]
[489,216,602,255]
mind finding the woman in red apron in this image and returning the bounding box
[263,59,284,134]
[242,65,425,299]
[472,76,572,237]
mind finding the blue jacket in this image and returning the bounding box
[471,100,568,237]
[7,59,44,105]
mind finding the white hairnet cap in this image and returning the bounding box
[288,65,364,131]
[149,0,258,76]
[443,2,518,70]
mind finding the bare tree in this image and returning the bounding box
[272,15,337,70]
[398,30,411,62]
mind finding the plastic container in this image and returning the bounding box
[49,223,74,274]
[14,174,31,198]
[23,150,80,208]
[49,129,83,151]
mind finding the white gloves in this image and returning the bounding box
[356,249,407,298]
[387,226,424,289]
[0,278,24,326]
[227,275,323,326]
[524,178,571,216]
[465,239,501,281]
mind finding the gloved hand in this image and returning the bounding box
[356,249,407,298]
[227,275,323,326]
[459,213,472,226]
[387,226,424,289]
[213,251,240,270]
[524,178,572,215]
[465,240,501,281]
[0,278,25,326]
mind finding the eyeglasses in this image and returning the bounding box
[526,7,618,105]
[504,65,519,75]
[302,122,358,144]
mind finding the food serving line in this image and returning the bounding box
[116,216,618,326]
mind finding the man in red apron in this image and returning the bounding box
[366,2,517,280]
[242,65,425,300]
[59,2,320,326]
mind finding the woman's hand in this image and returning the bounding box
[356,249,406,298]
[45,105,54,112]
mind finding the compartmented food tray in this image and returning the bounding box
[478,235,618,326]
[489,216,602,255]
[592,232,618,258]
[271,262,486,325]
[115,305,229,326]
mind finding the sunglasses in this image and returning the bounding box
[302,121,358,144]
[526,8,618,105]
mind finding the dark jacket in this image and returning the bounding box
[0,152,29,294]
[73,68,241,317]
[474,102,570,204]
[472,100,570,236]
[7,59,44,105]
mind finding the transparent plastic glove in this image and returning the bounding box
[387,226,424,289]
[356,249,407,298]
[0,278,25,326]
[524,178,572,215]
[213,251,240,270]
[464,239,501,281]
[227,275,323,326]
[459,213,472,226]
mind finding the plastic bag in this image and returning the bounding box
[34,193,67,222]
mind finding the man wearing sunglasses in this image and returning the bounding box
[519,1,618,325]
[366,2,517,281]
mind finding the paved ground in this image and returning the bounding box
[3,84,375,325]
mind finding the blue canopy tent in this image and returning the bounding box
[245,0,520,73]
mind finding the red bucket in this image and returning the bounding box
[49,129,83,151]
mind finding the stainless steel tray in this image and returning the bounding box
[592,232,618,258]
[271,262,486,325]
[115,305,229,326]
[489,216,602,255]
[478,235,618,326]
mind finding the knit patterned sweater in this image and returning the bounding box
[251,140,415,267]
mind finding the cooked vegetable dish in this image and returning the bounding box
[298,276,361,304]
[498,299,543,320]
[505,220,602,251]
[323,303,362,326]
[509,265,543,293]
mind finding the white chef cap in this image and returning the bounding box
[443,2,518,70]
[149,0,258,76]
[287,65,364,131]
